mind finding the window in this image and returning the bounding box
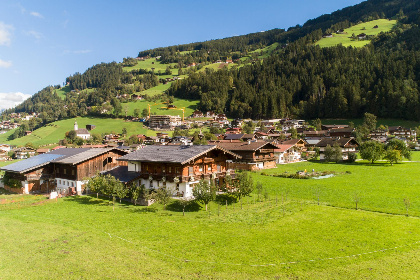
[67,181,69,186]
[199,165,203,172]
[71,182,74,187]
[162,166,166,173]
[208,165,212,171]
[217,165,221,172]
[169,166,171,173]
[175,167,179,174]
[72,170,75,176]
[58,180,61,184]
[188,167,194,175]
[63,169,66,175]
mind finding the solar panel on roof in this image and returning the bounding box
[1,153,64,173]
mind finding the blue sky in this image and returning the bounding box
[0,0,364,110]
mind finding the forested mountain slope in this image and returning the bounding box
[4,0,420,123]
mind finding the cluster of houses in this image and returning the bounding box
[1,113,418,199]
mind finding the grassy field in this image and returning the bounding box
[253,157,420,216]
[320,118,420,129]
[124,97,198,119]
[2,159,420,278]
[54,86,96,100]
[0,117,155,147]
[54,86,70,99]
[316,19,397,48]
[123,57,178,73]
[137,82,172,97]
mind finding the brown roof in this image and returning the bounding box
[315,138,359,148]
[274,144,295,153]
[216,141,278,152]
[118,145,241,164]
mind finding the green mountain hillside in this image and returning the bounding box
[3,0,420,139]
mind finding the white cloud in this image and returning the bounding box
[0,59,12,68]
[24,30,43,40]
[0,22,13,46]
[0,92,31,110]
[30,11,44,19]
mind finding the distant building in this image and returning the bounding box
[148,115,182,130]
[74,121,91,140]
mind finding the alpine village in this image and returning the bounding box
[2,0,420,279]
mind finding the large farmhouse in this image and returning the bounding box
[1,148,127,195]
[215,141,278,170]
[316,138,359,160]
[117,145,241,198]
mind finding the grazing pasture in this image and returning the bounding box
[2,159,420,278]
[316,19,397,48]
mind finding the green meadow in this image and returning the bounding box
[122,57,179,73]
[316,19,397,48]
[2,158,420,278]
[320,118,420,129]
[0,117,153,147]
[124,97,198,118]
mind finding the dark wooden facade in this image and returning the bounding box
[54,150,127,181]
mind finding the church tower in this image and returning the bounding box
[74,121,78,131]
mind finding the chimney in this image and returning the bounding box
[248,140,251,145]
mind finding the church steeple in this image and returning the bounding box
[74,121,78,131]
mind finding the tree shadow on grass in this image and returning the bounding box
[215,193,238,205]
[165,200,201,212]
[130,206,158,213]
[65,195,113,206]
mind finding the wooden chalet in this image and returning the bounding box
[274,139,307,164]
[328,127,355,138]
[388,126,416,139]
[191,110,204,118]
[315,138,359,161]
[117,145,241,198]
[216,141,278,171]
[1,148,127,195]
[321,124,349,130]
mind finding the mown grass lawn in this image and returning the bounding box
[1,192,420,279]
[316,19,397,48]
[2,159,420,278]
[253,157,420,216]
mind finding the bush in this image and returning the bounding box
[347,153,357,163]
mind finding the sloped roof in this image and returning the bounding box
[52,148,123,165]
[1,153,64,173]
[2,148,127,173]
[329,128,355,133]
[224,134,244,140]
[118,145,241,164]
[315,138,359,148]
[215,141,278,152]
[76,128,90,135]
[275,144,296,153]
[102,166,141,183]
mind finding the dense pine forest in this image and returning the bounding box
[4,0,420,123]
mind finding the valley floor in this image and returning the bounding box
[2,157,420,279]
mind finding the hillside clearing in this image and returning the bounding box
[316,19,397,48]
[0,118,154,147]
